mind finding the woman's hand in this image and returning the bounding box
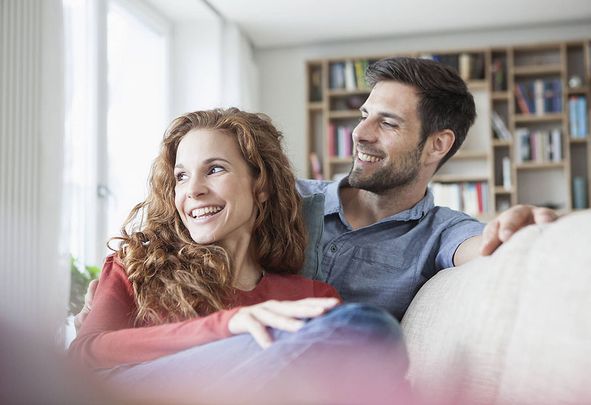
[228,297,339,349]
[74,279,99,333]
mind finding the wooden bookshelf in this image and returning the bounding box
[306,39,591,217]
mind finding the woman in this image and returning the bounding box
[69,108,408,404]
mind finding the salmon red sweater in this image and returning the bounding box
[68,255,340,370]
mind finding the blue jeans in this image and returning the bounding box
[103,304,410,404]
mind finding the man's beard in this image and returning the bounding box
[348,147,422,193]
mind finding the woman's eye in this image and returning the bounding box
[208,165,225,175]
[175,172,188,182]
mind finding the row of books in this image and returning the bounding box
[431,181,490,217]
[515,128,562,163]
[420,53,486,81]
[491,58,507,91]
[327,124,354,157]
[514,79,562,115]
[568,96,589,138]
[329,60,370,91]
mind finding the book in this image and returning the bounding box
[515,128,531,162]
[327,123,336,156]
[330,63,345,89]
[534,79,544,116]
[551,129,562,162]
[491,58,506,91]
[573,176,588,209]
[502,157,512,190]
[459,53,471,81]
[577,96,588,137]
[309,153,323,180]
[309,69,322,102]
[569,96,579,137]
[491,111,512,140]
[514,84,530,114]
[344,61,357,91]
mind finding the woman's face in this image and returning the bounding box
[173,129,258,252]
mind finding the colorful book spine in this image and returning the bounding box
[327,123,336,156]
[515,84,530,114]
[573,176,588,209]
[551,129,562,162]
[577,97,588,137]
[534,79,544,115]
[569,96,579,137]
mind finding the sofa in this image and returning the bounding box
[401,209,591,405]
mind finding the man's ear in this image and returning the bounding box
[424,129,455,165]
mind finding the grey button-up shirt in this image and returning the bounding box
[298,178,484,320]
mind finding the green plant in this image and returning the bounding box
[69,256,100,315]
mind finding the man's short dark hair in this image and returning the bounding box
[366,56,476,169]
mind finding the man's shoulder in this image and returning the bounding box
[427,205,485,230]
[296,178,334,196]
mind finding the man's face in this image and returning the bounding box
[348,81,425,193]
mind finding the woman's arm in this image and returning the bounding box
[68,256,240,370]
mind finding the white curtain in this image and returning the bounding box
[0,0,67,335]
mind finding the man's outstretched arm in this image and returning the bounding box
[454,204,558,267]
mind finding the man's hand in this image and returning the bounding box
[228,297,339,349]
[480,204,558,256]
[74,279,98,333]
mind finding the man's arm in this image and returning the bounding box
[454,204,558,266]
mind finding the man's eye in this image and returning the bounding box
[208,165,225,175]
[382,122,397,128]
[359,116,367,121]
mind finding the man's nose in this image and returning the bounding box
[352,118,376,144]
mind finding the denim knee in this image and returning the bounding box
[309,303,404,344]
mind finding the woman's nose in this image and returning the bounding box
[187,176,208,199]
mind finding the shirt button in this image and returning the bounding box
[329,244,337,253]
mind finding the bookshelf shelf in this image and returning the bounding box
[308,102,324,111]
[327,89,370,97]
[328,110,361,119]
[514,113,565,123]
[491,91,510,100]
[467,80,488,91]
[307,39,591,217]
[450,150,489,160]
[567,86,589,95]
[432,174,489,183]
[512,64,563,76]
[492,139,512,147]
[494,187,514,194]
[515,162,565,170]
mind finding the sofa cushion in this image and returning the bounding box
[401,210,591,405]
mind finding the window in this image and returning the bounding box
[63,0,170,268]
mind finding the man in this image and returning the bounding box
[296,56,555,319]
[76,56,556,326]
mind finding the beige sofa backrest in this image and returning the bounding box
[401,210,591,405]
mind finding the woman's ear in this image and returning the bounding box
[257,190,269,203]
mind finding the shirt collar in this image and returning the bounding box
[325,176,434,222]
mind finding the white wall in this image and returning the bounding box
[255,21,591,177]
[171,20,224,116]
[171,20,259,117]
